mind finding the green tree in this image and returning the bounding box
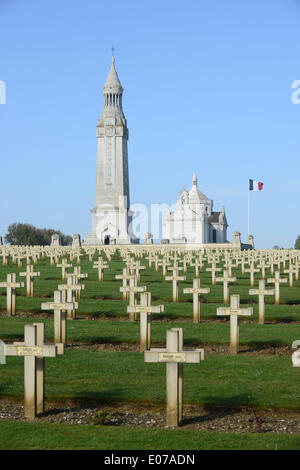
[295,236,300,250]
[5,223,72,246]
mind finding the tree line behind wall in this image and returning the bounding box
[4,223,72,246]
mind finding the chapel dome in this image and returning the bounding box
[188,173,209,201]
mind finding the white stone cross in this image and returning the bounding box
[12,322,64,414]
[257,260,270,279]
[206,262,222,286]
[283,264,297,287]
[0,273,24,315]
[249,279,274,324]
[240,258,246,275]
[41,290,78,343]
[66,266,88,299]
[58,275,85,319]
[215,270,236,304]
[167,263,183,275]
[145,254,155,268]
[244,262,260,287]
[183,278,210,323]
[224,258,236,277]
[165,269,186,302]
[144,328,204,426]
[269,260,275,275]
[267,271,288,304]
[160,258,171,277]
[127,260,146,282]
[87,250,96,262]
[190,259,203,278]
[115,268,135,300]
[294,260,299,281]
[153,255,160,272]
[93,257,109,281]
[16,255,25,268]
[1,323,57,420]
[20,264,40,297]
[56,258,72,280]
[120,277,146,320]
[182,255,192,273]
[127,292,164,349]
[2,253,9,265]
[217,294,253,354]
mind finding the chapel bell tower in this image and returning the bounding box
[85,55,138,245]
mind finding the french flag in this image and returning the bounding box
[249,179,263,191]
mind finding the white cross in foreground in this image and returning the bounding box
[144,328,204,427]
[1,323,58,420]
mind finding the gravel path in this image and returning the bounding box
[1,399,300,434]
[67,343,293,356]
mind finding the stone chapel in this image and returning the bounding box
[162,173,228,244]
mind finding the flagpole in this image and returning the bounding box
[248,182,250,236]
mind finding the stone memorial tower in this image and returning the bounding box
[85,55,138,245]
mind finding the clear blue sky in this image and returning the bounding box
[0,0,299,248]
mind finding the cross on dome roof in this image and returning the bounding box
[189,173,209,201]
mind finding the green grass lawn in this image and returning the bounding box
[0,316,300,347]
[1,350,300,409]
[1,420,300,450]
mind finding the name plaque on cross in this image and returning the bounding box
[128,305,162,313]
[250,289,270,296]
[220,309,252,316]
[16,346,43,356]
[158,352,186,363]
[48,303,67,309]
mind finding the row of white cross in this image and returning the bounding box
[0,319,203,427]
[1,248,300,427]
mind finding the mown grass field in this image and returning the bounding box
[0,250,300,450]
[1,421,300,450]
[1,349,299,408]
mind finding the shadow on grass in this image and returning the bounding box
[180,338,287,350]
[89,336,124,345]
[181,394,252,426]
[75,389,128,402]
[243,339,286,350]
[0,333,24,341]
[285,300,300,305]
[269,317,297,324]
[39,389,128,417]
[85,313,126,320]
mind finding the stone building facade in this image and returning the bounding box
[162,173,228,244]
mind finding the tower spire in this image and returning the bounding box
[101,53,124,116]
[103,55,123,93]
